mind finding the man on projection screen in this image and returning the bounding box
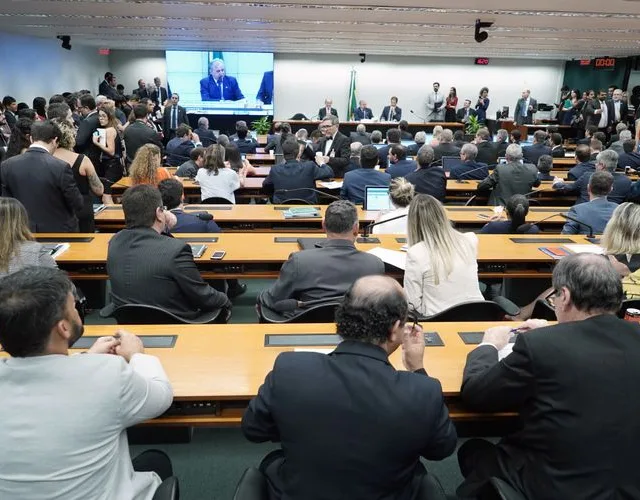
[200,58,245,101]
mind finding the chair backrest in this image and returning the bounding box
[152,476,180,500]
[288,302,341,323]
[280,198,313,205]
[201,196,233,204]
[110,304,187,324]
[422,300,507,322]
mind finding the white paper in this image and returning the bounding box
[294,348,333,354]
[564,244,605,255]
[318,181,343,189]
[498,343,514,361]
[366,247,407,270]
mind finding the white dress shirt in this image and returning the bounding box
[0,353,173,500]
[372,206,409,234]
[598,102,609,129]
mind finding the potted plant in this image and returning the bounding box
[251,116,271,135]
[464,115,481,142]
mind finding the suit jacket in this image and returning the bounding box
[194,127,217,147]
[478,161,540,206]
[611,100,629,125]
[618,151,640,170]
[1,148,83,232]
[74,111,102,168]
[170,209,221,233]
[555,171,631,205]
[98,80,118,99]
[522,143,552,165]
[567,161,595,181]
[165,137,195,167]
[380,105,402,122]
[242,340,457,500]
[377,144,394,168]
[153,87,168,106]
[4,110,16,129]
[262,159,333,203]
[495,140,509,159]
[607,140,625,156]
[386,158,418,178]
[584,99,614,129]
[259,239,385,313]
[551,145,565,158]
[318,107,338,120]
[425,92,445,121]
[0,352,172,500]
[353,107,373,121]
[459,314,640,499]
[162,104,188,135]
[123,120,163,161]
[561,197,618,234]
[405,166,447,202]
[475,140,498,166]
[514,97,538,125]
[316,131,351,178]
[107,227,231,318]
[199,75,244,101]
[132,87,150,99]
[340,168,391,204]
[256,70,274,104]
[349,131,371,145]
[449,160,489,181]
[433,142,461,161]
[233,138,258,154]
[456,107,476,123]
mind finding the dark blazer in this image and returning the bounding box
[316,131,351,178]
[165,137,195,167]
[98,80,118,99]
[199,75,244,101]
[123,120,163,161]
[495,140,509,159]
[478,161,540,206]
[170,209,221,233]
[555,171,631,205]
[380,106,402,122]
[233,138,258,154]
[475,97,490,123]
[340,168,391,205]
[4,110,16,129]
[433,142,461,160]
[153,87,168,106]
[349,131,371,145]
[611,99,629,124]
[459,314,640,499]
[194,127,217,147]
[449,160,489,181]
[132,87,150,99]
[353,107,373,121]
[262,159,333,203]
[514,97,538,125]
[162,105,188,136]
[256,71,274,105]
[107,227,231,318]
[456,107,476,122]
[259,239,385,313]
[522,143,552,165]
[405,166,447,202]
[551,145,566,158]
[377,144,393,168]
[561,197,618,234]
[475,140,498,166]
[386,158,417,178]
[74,111,102,168]
[318,107,338,119]
[584,99,614,129]
[479,220,539,234]
[618,151,640,170]
[243,340,457,500]
[1,148,83,232]
[567,161,595,181]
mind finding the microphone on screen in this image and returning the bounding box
[274,188,341,201]
[515,212,564,234]
[559,212,594,238]
[409,110,427,123]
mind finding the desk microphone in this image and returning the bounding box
[409,110,427,123]
[515,212,564,234]
[464,194,478,206]
[560,212,594,238]
[361,213,408,239]
[272,296,343,312]
[275,188,341,201]
[454,164,489,183]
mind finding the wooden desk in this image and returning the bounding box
[94,204,569,232]
[45,232,595,280]
[25,322,521,427]
[286,120,463,136]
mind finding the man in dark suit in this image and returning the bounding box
[162,93,189,142]
[132,79,149,99]
[457,253,640,499]
[584,90,614,135]
[405,145,447,202]
[315,115,351,178]
[152,77,168,107]
[386,144,417,178]
[456,99,476,123]
[514,88,538,125]
[549,132,565,157]
[566,144,595,180]
[560,171,617,234]
[74,94,102,168]
[159,178,221,233]
[380,96,401,122]
[256,70,274,105]
[233,125,258,154]
[1,121,83,232]
[494,129,509,158]
[341,145,391,204]
[474,128,498,166]
[194,117,217,147]
[522,130,552,165]
[246,275,457,499]
[262,137,333,204]
[397,120,413,140]
[607,129,632,155]
[2,95,17,129]
[433,129,461,160]
[98,72,118,99]
[352,100,373,121]
[123,104,163,162]
[618,139,640,170]
[377,128,401,167]
[448,143,489,181]
[199,59,245,101]
[107,184,232,320]
[318,98,338,120]
[478,144,540,206]
[349,123,371,145]
[165,125,201,167]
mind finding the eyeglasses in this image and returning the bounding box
[319,124,333,130]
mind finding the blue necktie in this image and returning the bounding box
[219,80,224,100]
[171,107,177,129]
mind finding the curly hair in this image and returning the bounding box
[51,118,76,150]
[130,143,162,185]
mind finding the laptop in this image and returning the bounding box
[498,157,508,164]
[441,156,462,172]
[364,186,391,211]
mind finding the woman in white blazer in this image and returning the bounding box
[404,194,484,316]
[372,178,414,234]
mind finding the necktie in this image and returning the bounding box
[171,106,177,129]
[219,80,224,100]
[523,100,527,116]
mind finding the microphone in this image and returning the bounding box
[464,195,477,206]
[361,213,408,240]
[410,110,427,123]
[273,296,344,312]
[560,212,594,238]
[454,164,489,183]
[275,188,341,201]
[515,212,564,234]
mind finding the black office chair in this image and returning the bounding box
[257,297,343,324]
[233,468,268,500]
[279,198,313,205]
[153,476,180,500]
[478,477,527,500]
[420,299,519,322]
[100,303,227,324]
[201,196,233,204]
[618,299,640,319]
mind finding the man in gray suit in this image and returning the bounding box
[478,144,540,206]
[514,89,538,125]
[426,82,445,122]
[258,200,385,317]
[608,129,633,155]
[350,123,371,145]
[561,171,617,235]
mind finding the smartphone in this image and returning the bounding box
[210,250,226,260]
[241,154,246,161]
[543,289,557,308]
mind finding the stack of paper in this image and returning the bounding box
[283,207,320,219]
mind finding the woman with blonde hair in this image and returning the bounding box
[0,198,57,278]
[372,178,414,234]
[601,202,640,299]
[404,194,483,316]
[130,143,172,185]
[195,144,246,203]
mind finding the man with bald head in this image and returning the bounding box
[199,58,244,101]
[458,253,640,498]
[244,275,457,500]
[318,98,338,119]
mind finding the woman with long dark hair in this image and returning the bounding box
[445,87,458,123]
[5,117,33,159]
[475,87,490,123]
[479,194,540,234]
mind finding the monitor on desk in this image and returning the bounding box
[442,156,462,172]
[364,186,391,211]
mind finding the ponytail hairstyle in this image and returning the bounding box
[506,194,529,233]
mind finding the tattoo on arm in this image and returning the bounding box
[88,172,104,195]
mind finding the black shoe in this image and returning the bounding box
[228,283,247,299]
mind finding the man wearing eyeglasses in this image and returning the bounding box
[315,115,351,178]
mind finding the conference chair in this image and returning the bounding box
[618,299,640,319]
[278,198,313,205]
[478,477,527,500]
[419,299,519,322]
[153,476,180,500]
[100,303,227,324]
[233,468,268,500]
[257,296,343,324]
[202,196,233,204]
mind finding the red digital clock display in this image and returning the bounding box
[474,58,490,65]
[594,57,616,69]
